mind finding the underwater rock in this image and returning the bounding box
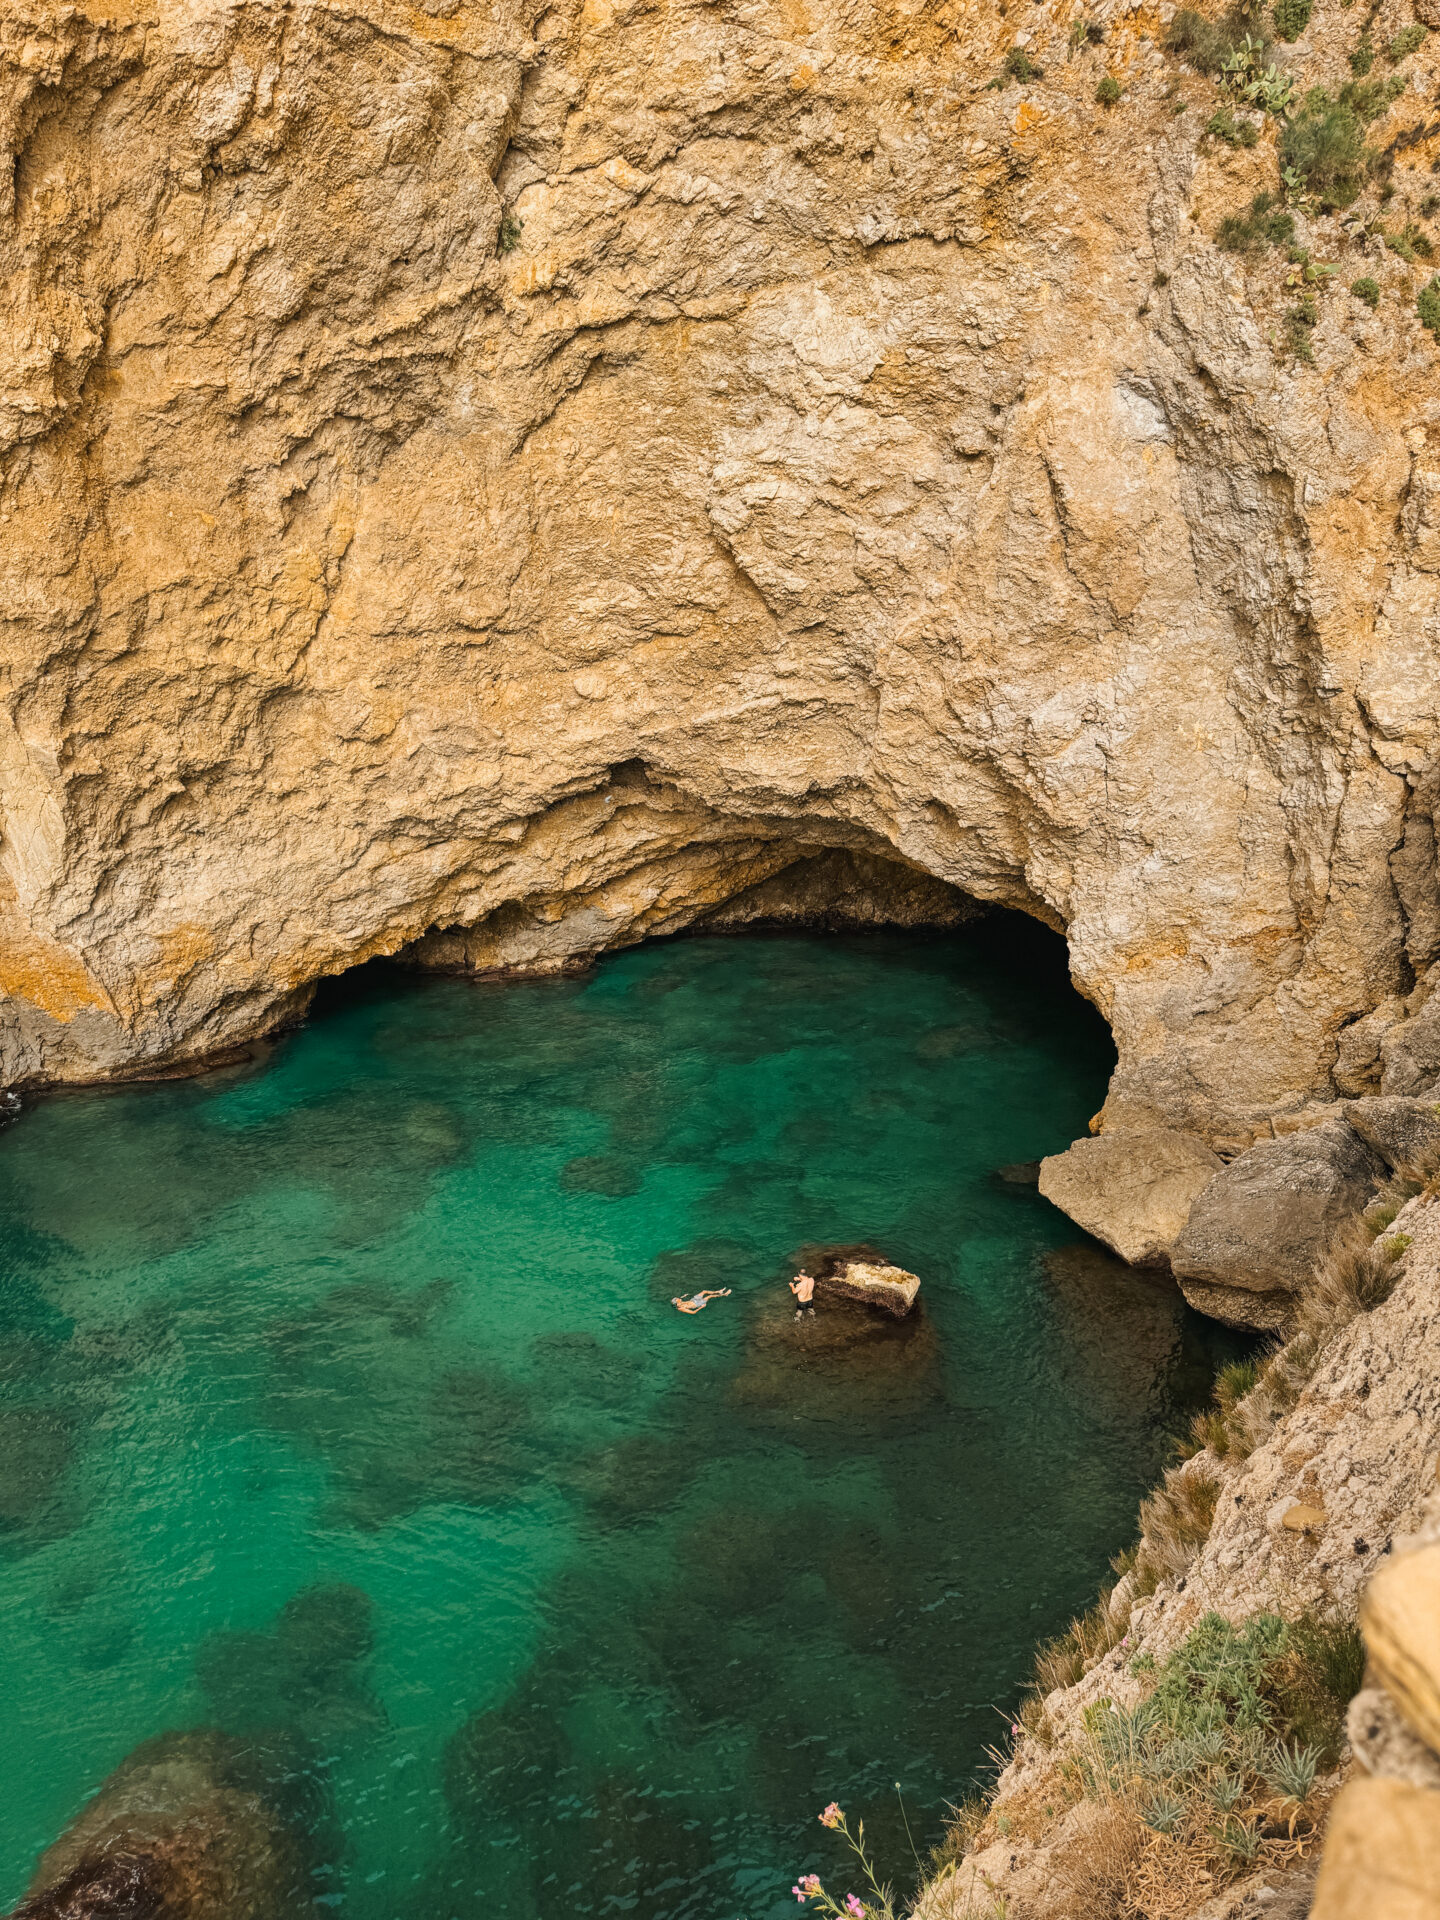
[810,1249,920,1318]
[996,1161,1041,1186]
[732,1289,941,1425]
[11,1729,315,1920]
[0,1406,80,1553]
[1038,1129,1223,1269]
[558,1154,642,1198]
[196,1583,386,1748]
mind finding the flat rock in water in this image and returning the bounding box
[813,1257,920,1318]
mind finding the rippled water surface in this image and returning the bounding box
[0,926,1245,1917]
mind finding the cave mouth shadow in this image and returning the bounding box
[312,865,1112,1082]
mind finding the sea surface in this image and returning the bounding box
[0,924,1247,1918]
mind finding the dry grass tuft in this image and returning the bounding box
[1135,1465,1221,1580]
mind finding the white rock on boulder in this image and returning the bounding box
[813,1259,920,1320]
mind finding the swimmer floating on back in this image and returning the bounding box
[672,1289,732,1314]
[790,1271,816,1319]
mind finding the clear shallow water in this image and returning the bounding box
[0,925,1246,1918]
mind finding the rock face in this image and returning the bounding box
[3,0,1440,1150]
[1169,1121,1384,1324]
[1361,1544,1440,1761]
[1310,1778,1440,1920]
[1343,1095,1440,1177]
[1037,1129,1223,1268]
[1311,1534,1440,1920]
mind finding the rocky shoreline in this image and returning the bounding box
[915,1149,1440,1919]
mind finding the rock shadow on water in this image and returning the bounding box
[527,1331,644,1411]
[9,1728,331,1920]
[0,1407,82,1558]
[1038,1242,1253,1420]
[436,1655,731,1920]
[195,1583,386,1748]
[558,1154,642,1199]
[262,1281,535,1529]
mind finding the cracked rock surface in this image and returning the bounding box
[3,0,1440,1142]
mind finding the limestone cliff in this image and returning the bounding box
[5,0,1440,1135]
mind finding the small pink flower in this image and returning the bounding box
[820,1802,842,1829]
[1011,1723,1023,1738]
[793,1874,823,1901]
[846,1897,865,1918]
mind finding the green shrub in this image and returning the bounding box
[1340,72,1409,119]
[1264,1614,1366,1761]
[1420,275,1440,334]
[1218,190,1296,249]
[1096,73,1122,104]
[1284,296,1318,361]
[1004,45,1043,81]
[1222,34,1296,111]
[1167,6,1231,69]
[1070,17,1105,47]
[1387,222,1434,261]
[1351,275,1381,306]
[1168,3,1272,70]
[1350,36,1375,74]
[1388,23,1427,60]
[497,213,523,254]
[1273,0,1312,38]
[1208,106,1261,144]
[1151,1611,1290,1736]
[1280,101,1370,206]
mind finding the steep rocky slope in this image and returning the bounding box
[4,0,1440,1145]
[916,1178,1440,1919]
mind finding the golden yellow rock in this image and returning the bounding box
[1362,1543,1440,1757]
[1310,1777,1440,1920]
[0,0,1437,1206]
[1281,1504,1328,1534]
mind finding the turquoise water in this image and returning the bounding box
[0,925,1244,1917]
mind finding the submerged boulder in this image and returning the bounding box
[1170,1120,1384,1323]
[1037,1129,1223,1268]
[11,1729,316,1920]
[732,1292,941,1423]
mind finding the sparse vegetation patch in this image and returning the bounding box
[1217,191,1296,250]
[1279,98,1371,206]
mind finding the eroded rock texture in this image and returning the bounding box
[3,0,1439,1132]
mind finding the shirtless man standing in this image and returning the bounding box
[789,1271,816,1318]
